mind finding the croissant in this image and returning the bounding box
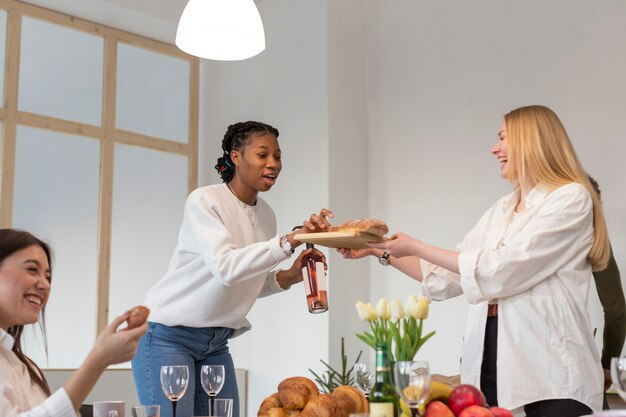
[263,408,301,417]
[299,394,336,417]
[258,393,282,416]
[278,377,319,410]
[332,385,369,417]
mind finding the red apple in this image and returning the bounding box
[488,407,513,417]
[458,405,494,417]
[425,400,455,417]
[447,384,487,416]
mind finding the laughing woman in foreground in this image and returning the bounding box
[0,228,146,417]
[341,105,609,417]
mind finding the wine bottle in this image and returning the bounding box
[301,243,329,313]
[369,343,398,417]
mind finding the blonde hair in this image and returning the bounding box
[504,105,609,271]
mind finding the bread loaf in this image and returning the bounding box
[328,219,388,237]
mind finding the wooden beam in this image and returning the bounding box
[96,35,116,334]
[188,57,199,192]
[0,8,21,228]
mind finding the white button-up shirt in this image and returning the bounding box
[421,182,603,412]
[0,329,77,417]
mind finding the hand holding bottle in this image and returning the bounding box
[276,247,327,290]
[301,243,329,313]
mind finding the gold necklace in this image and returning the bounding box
[226,183,257,225]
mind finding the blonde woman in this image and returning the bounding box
[340,105,609,416]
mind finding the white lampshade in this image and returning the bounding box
[175,0,265,61]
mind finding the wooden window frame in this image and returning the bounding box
[0,0,199,334]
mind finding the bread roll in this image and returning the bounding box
[127,306,150,329]
[328,219,388,237]
[332,385,369,417]
[278,377,319,410]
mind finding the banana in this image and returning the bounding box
[427,381,453,403]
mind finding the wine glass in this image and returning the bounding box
[393,360,431,417]
[611,356,626,401]
[354,362,376,398]
[160,365,189,417]
[201,364,225,415]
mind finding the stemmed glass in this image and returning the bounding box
[354,362,376,398]
[611,356,626,401]
[201,364,225,415]
[160,365,189,417]
[393,360,431,417]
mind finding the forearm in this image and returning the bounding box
[415,242,460,274]
[391,255,424,281]
[276,269,300,289]
[63,352,108,410]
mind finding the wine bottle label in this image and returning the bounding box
[315,262,327,291]
[369,402,394,417]
[302,266,313,296]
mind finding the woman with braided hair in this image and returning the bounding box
[132,121,332,417]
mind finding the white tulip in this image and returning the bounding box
[405,294,420,319]
[375,298,391,320]
[355,301,370,321]
[390,299,405,320]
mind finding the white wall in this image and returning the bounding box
[366,0,626,376]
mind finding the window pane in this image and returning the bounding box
[109,144,188,346]
[0,9,6,105]
[116,43,189,143]
[13,126,100,368]
[19,17,103,125]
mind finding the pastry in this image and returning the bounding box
[277,377,319,410]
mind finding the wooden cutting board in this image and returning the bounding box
[293,231,389,249]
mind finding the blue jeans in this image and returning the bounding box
[131,323,239,417]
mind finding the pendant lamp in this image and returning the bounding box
[175,0,265,61]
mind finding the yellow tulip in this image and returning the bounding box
[366,303,377,321]
[415,296,429,320]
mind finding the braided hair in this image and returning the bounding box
[214,121,279,183]
[0,229,52,396]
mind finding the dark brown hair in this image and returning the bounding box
[0,229,52,396]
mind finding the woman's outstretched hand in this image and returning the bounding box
[336,247,379,260]
[367,232,421,258]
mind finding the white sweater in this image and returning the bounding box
[144,183,291,337]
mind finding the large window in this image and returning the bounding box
[0,0,198,368]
